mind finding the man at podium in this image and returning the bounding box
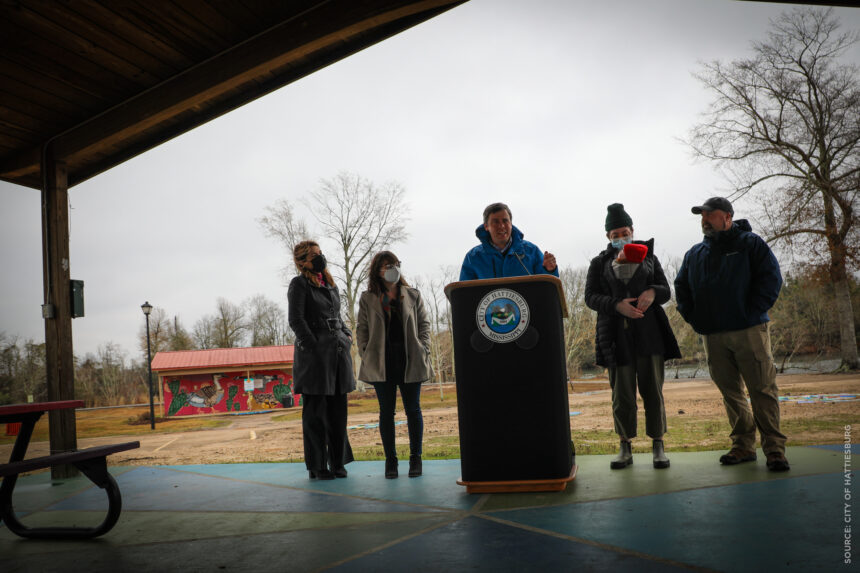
[459,202,558,281]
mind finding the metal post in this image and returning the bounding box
[142,302,155,430]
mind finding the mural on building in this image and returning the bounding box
[163,369,295,417]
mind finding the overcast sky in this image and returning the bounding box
[2,0,859,360]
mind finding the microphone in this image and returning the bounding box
[514,253,533,275]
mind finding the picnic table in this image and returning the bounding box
[0,400,139,539]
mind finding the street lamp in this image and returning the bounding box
[141,301,155,430]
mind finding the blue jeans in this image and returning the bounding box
[370,382,423,458]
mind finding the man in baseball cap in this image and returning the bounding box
[674,197,788,471]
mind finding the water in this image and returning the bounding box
[574,356,843,383]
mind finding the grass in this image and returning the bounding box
[0,386,459,446]
[351,436,462,461]
[271,386,458,422]
[0,406,231,445]
[571,411,856,456]
[3,383,853,462]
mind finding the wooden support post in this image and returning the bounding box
[41,154,78,479]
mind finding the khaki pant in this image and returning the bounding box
[703,323,786,455]
[608,354,667,440]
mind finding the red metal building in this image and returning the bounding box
[151,346,296,417]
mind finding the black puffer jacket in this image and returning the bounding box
[287,275,356,395]
[584,239,681,367]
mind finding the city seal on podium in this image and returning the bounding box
[476,289,530,343]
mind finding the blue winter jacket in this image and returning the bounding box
[674,219,782,335]
[459,224,559,281]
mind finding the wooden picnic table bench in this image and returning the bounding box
[0,400,140,539]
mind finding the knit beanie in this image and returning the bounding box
[605,203,633,232]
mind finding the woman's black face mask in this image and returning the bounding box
[310,253,327,272]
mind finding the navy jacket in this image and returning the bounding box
[459,225,559,281]
[674,219,782,335]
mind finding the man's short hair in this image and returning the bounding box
[483,202,512,225]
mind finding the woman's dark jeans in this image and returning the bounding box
[370,382,423,459]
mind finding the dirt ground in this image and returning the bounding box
[6,373,859,466]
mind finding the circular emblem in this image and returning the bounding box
[476,289,530,343]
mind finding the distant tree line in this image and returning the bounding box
[139,293,294,354]
[0,334,150,407]
[1,262,855,407]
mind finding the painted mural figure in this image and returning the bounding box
[584,203,681,470]
[186,379,224,409]
[288,240,356,480]
[356,251,433,479]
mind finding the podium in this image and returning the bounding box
[445,275,576,493]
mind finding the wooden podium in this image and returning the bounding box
[445,275,576,493]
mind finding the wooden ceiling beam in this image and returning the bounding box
[0,0,463,189]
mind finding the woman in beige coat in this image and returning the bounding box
[356,251,432,478]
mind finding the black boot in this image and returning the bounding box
[309,469,335,480]
[385,457,398,479]
[652,439,670,469]
[610,440,633,469]
[408,455,422,477]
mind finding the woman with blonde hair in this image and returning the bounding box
[288,240,355,480]
[356,251,432,478]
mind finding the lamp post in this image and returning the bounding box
[141,301,156,430]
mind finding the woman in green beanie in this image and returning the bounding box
[584,203,681,469]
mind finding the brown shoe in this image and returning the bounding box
[719,448,757,465]
[766,452,790,472]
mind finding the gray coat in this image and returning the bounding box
[356,287,432,384]
[287,275,355,395]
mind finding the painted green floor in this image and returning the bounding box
[1,445,854,572]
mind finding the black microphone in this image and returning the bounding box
[514,253,532,275]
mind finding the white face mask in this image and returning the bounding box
[610,236,633,249]
[383,266,401,283]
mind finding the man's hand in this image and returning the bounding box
[543,251,557,272]
[636,288,656,313]
[616,298,644,319]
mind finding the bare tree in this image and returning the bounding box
[559,266,597,382]
[192,315,217,349]
[414,270,455,397]
[19,340,46,403]
[259,199,311,280]
[663,255,705,378]
[246,294,294,346]
[0,332,19,403]
[138,307,169,358]
[687,7,859,369]
[304,171,409,332]
[166,315,194,350]
[211,298,247,348]
[0,335,46,404]
[95,342,127,406]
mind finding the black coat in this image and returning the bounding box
[287,275,356,395]
[584,239,681,368]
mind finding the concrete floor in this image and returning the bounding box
[1,444,854,572]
